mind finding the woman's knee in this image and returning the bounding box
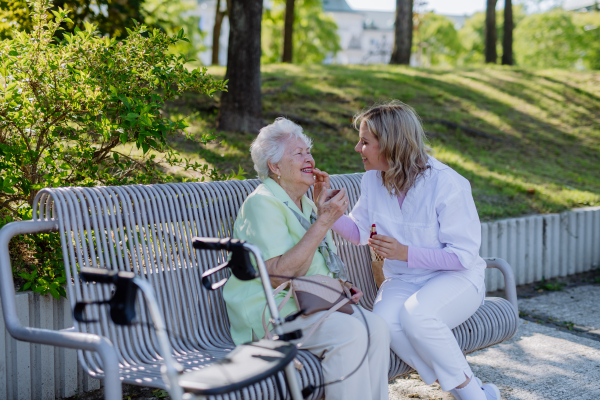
[365,311,391,345]
[398,304,437,340]
[373,302,403,335]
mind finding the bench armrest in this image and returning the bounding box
[0,220,122,400]
[484,257,518,313]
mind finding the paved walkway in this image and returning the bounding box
[389,285,600,399]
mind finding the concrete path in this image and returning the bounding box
[389,285,600,400]
[68,285,600,399]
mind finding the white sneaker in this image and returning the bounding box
[449,377,484,399]
[481,383,501,400]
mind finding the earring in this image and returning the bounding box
[277,175,281,179]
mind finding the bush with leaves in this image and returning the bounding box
[0,0,236,298]
[514,10,583,68]
[572,11,600,70]
[415,13,463,66]
[0,0,146,40]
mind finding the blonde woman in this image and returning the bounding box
[315,101,500,400]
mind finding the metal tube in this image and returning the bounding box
[242,242,304,400]
[0,220,122,400]
[485,258,518,313]
[243,243,284,333]
[134,278,184,400]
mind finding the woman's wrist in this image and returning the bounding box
[398,244,409,261]
[313,216,334,233]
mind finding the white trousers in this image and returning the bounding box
[286,305,391,400]
[373,272,483,391]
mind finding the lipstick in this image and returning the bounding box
[370,224,377,238]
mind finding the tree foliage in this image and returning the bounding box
[511,10,600,70]
[0,0,33,40]
[415,13,462,66]
[0,0,146,39]
[0,0,234,297]
[458,6,526,65]
[514,9,586,68]
[143,0,206,59]
[573,11,600,70]
[262,0,340,64]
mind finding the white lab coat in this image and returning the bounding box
[349,156,486,293]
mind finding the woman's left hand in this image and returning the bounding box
[368,234,408,261]
[349,286,363,304]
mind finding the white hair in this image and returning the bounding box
[250,117,313,181]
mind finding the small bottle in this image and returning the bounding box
[370,224,377,238]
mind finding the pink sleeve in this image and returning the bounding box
[408,246,466,271]
[331,215,361,246]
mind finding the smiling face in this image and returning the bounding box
[355,120,389,172]
[269,136,315,194]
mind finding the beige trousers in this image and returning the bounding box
[285,305,391,400]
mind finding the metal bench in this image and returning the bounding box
[0,173,519,399]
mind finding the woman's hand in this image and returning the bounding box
[368,234,408,261]
[316,187,348,228]
[312,168,330,203]
[349,286,363,304]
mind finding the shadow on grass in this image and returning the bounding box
[165,65,600,220]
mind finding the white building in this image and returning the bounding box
[191,0,467,66]
[564,0,600,11]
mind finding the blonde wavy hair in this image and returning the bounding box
[353,100,432,195]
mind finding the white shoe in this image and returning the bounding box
[449,377,483,399]
[481,383,501,400]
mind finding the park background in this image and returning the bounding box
[1,0,599,300]
[0,1,600,398]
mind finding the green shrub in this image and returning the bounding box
[514,10,582,69]
[0,0,235,298]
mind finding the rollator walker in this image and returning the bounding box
[75,237,307,400]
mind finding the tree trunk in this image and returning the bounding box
[502,0,513,65]
[485,0,498,63]
[390,0,413,65]
[211,0,227,65]
[218,0,263,133]
[282,0,295,63]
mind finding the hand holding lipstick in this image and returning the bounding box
[368,234,408,261]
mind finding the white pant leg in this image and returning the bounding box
[373,273,483,391]
[373,279,425,372]
[287,305,390,400]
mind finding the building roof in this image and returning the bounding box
[323,0,356,13]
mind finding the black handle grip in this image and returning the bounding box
[192,237,246,251]
[193,237,258,287]
[80,267,135,284]
[76,268,138,326]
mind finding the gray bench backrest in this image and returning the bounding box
[32,174,373,371]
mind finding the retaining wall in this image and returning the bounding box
[1,207,599,399]
[0,293,101,399]
[482,207,600,291]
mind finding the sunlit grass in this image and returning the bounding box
[166,64,600,221]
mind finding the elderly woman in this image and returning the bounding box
[222,118,390,400]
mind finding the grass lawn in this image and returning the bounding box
[163,64,600,221]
